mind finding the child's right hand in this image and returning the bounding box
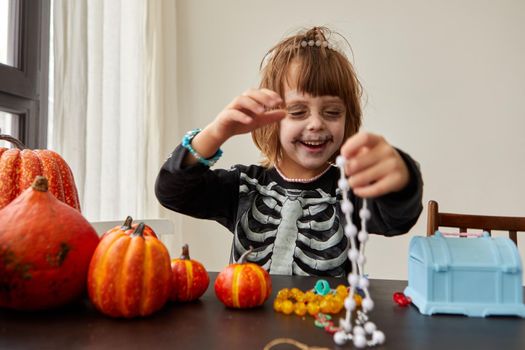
[208,88,286,142]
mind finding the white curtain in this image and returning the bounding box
[52,0,174,221]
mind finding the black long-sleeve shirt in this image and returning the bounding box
[155,145,423,276]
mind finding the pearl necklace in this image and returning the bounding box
[333,155,385,348]
[274,164,332,183]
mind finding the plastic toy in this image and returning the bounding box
[404,231,525,317]
[393,292,411,307]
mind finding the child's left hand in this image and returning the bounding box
[340,132,410,198]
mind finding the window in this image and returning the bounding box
[0,0,50,149]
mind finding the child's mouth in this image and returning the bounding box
[298,139,331,152]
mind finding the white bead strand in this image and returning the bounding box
[333,156,385,347]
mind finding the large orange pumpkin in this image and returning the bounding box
[0,134,80,211]
[170,244,209,302]
[88,223,172,318]
[214,247,272,308]
[0,176,99,310]
[100,216,157,240]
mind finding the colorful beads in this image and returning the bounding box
[314,313,340,334]
[281,300,294,314]
[393,292,412,307]
[314,279,331,295]
[273,283,354,317]
[336,284,348,295]
[306,301,320,316]
[294,302,307,316]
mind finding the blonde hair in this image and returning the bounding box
[252,26,363,168]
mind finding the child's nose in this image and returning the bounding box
[307,113,325,130]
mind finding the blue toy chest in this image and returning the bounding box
[404,231,525,317]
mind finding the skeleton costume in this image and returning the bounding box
[155,145,423,277]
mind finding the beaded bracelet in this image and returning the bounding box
[181,128,223,167]
[273,284,355,317]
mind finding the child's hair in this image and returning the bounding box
[252,26,363,168]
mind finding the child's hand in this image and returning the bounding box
[184,89,285,166]
[209,88,286,142]
[340,132,410,198]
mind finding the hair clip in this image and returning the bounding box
[300,40,337,52]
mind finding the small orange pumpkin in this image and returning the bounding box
[87,223,172,318]
[170,244,209,302]
[0,134,81,211]
[100,216,157,239]
[0,176,99,310]
[214,247,272,308]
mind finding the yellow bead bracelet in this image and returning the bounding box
[273,284,361,317]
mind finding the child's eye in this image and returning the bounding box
[287,110,307,118]
[324,110,344,119]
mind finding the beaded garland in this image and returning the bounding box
[333,155,385,348]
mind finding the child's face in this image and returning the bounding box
[278,88,346,178]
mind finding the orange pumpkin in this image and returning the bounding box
[214,247,272,308]
[100,216,157,239]
[88,223,172,318]
[0,176,99,310]
[170,244,209,302]
[0,134,81,211]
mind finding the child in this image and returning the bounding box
[155,27,423,277]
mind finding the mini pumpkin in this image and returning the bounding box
[88,223,172,318]
[214,247,272,308]
[170,244,209,302]
[0,134,80,211]
[100,216,157,239]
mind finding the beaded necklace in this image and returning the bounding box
[333,155,385,348]
[274,164,332,183]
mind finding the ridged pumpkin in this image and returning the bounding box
[88,223,172,318]
[0,176,99,310]
[0,134,80,211]
[100,216,158,239]
[170,244,209,302]
[214,247,272,308]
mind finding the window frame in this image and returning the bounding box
[0,0,50,149]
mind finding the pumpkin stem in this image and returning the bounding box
[32,176,49,192]
[131,222,146,238]
[180,244,190,260]
[238,246,254,264]
[122,216,133,229]
[0,134,27,150]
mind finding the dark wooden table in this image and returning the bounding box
[1,273,524,349]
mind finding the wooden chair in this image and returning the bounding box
[427,200,525,246]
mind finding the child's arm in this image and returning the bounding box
[155,144,242,230]
[155,88,285,231]
[183,88,285,166]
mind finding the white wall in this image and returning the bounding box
[161,0,525,280]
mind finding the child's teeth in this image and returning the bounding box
[304,141,323,146]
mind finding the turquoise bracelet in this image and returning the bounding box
[181,128,223,167]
